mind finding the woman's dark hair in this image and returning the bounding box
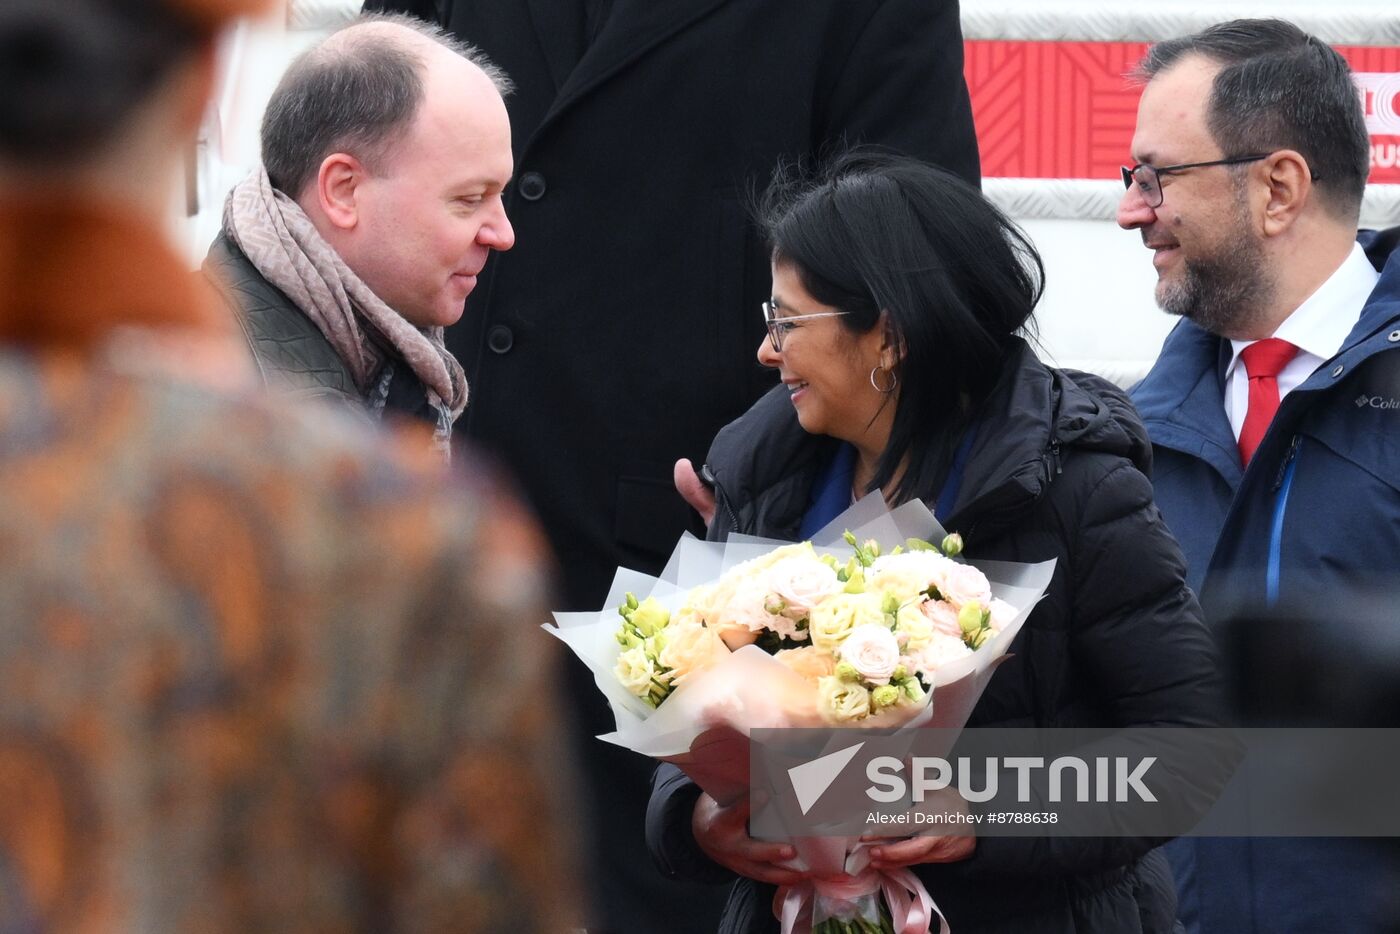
[0,0,202,164]
[758,149,1044,505]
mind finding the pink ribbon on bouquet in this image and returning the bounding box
[774,867,949,934]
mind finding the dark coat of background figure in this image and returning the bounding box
[360,1,981,930]
[647,343,1225,933]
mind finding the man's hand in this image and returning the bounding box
[692,793,805,886]
[674,458,716,528]
[865,831,975,869]
[864,789,976,869]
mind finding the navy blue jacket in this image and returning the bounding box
[1131,227,1400,934]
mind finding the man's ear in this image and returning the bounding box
[1260,149,1312,237]
[313,152,365,231]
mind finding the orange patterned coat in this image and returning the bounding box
[0,199,581,933]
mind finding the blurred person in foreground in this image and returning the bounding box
[652,152,1223,933]
[1119,19,1400,934]
[0,0,578,930]
[204,13,516,459]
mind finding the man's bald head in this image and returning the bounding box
[260,13,510,201]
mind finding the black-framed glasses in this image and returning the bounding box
[761,301,848,352]
[1120,154,1271,208]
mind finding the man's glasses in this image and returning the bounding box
[1120,154,1271,208]
[761,301,848,352]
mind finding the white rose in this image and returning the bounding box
[701,577,773,649]
[766,555,842,619]
[658,621,727,685]
[837,623,901,685]
[921,599,964,639]
[894,603,935,654]
[615,645,659,698]
[869,551,955,603]
[726,576,777,630]
[818,675,871,723]
[914,632,972,678]
[940,563,992,608]
[808,592,886,653]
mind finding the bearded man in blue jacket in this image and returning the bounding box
[1119,18,1400,934]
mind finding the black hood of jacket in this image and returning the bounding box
[704,339,1151,546]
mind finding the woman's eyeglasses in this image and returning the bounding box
[761,301,848,352]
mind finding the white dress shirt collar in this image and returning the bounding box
[1223,242,1380,440]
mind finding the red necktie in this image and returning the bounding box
[1237,338,1299,466]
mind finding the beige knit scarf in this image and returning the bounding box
[223,168,467,456]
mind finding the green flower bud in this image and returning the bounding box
[881,592,900,616]
[941,533,964,557]
[904,537,936,552]
[902,678,926,702]
[625,592,640,611]
[958,601,984,635]
[843,562,865,593]
[863,539,880,558]
[871,684,900,708]
[891,665,907,682]
[628,596,670,636]
[835,661,861,683]
[843,530,858,548]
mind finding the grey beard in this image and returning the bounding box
[1158,236,1276,339]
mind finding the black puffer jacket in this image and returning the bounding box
[647,341,1222,933]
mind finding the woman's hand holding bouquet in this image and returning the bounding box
[548,496,1055,933]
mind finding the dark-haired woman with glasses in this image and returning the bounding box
[649,151,1221,933]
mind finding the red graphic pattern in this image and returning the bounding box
[965,41,1400,184]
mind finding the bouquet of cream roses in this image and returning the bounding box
[549,496,1054,934]
[613,530,1015,727]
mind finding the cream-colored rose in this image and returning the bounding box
[838,623,901,685]
[658,621,728,685]
[808,592,886,654]
[869,551,955,603]
[615,645,659,699]
[895,603,935,654]
[921,599,963,639]
[773,646,837,684]
[698,576,775,648]
[767,555,842,619]
[818,675,872,723]
[716,627,760,650]
[941,563,992,608]
[686,580,729,627]
[706,543,816,610]
[914,632,972,678]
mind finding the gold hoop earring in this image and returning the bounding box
[869,365,897,394]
